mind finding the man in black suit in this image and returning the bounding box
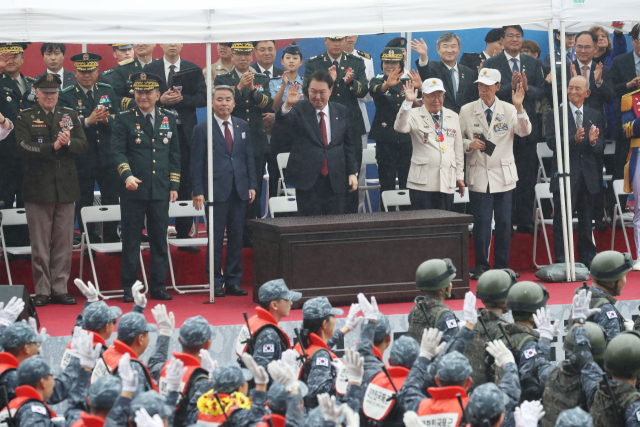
[36,43,77,89]
[274,71,358,216]
[411,33,477,114]
[483,25,546,234]
[191,85,256,297]
[144,44,207,251]
[546,76,604,267]
[459,28,505,72]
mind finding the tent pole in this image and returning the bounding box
[406,32,412,71]
[206,42,215,303]
[560,21,576,281]
[547,22,571,282]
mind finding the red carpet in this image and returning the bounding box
[2,226,639,337]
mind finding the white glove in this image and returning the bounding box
[118,353,139,392]
[344,348,364,384]
[419,328,446,360]
[331,358,344,374]
[342,404,360,427]
[572,289,600,320]
[345,303,362,331]
[134,408,164,427]
[165,358,187,393]
[70,326,83,359]
[318,394,343,423]
[533,308,560,341]
[357,293,379,321]
[77,330,102,369]
[486,340,515,368]
[625,319,635,331]
[514,400,545,427]
[199,349,218,378]
[463,291,478,326]
[74,279,99,303]
[267,360,298,391]
[27,317,48,345]
[403,411,422,427]
[151,304,175,337]
[241,353,269,385]
[132,281,147,309]
[280,349,299,374]
[0,297,25,326]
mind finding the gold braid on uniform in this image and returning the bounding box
[170,172,181,183]
[121,97,132,111]
[118,163,131,176]
[353,80,362,95]
[257,94,269,109]
[20,141,40,152]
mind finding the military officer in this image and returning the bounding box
[0,43,35,251]
[203,43,239,84]
[100,44,149,111]
[59,52,121,247]
[214,42,273,232]
[303,37,368,213]
[111,72,180,302]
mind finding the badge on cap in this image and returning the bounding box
[316,357,329,367]
[446,319,457,329]
[524,348,537,359]
[263,344,274,353]
[46,74,54,82]
[432,80,437,84]
[140,73,146,80]
[606,310,618,319]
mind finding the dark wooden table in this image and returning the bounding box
[249,210,472,308]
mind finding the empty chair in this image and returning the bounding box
[610,179,633,255]
[268,197,298,217]
[0,208,31,286]
[360,148,381,212]
[381,190,411,212]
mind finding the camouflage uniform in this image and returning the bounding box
[556,407,594,427]
[407,296,458,344]
[104,390,177,427]
[266,381,308,427]
[579,285,624,342]
[465,308,507,393]
[74,294,140,330]
[500,322,541,382]
[466,383,509,426]
[356,313,391,389]
[64,375,121,427]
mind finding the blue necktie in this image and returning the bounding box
[450,67,457,101]
[511,58,519,73]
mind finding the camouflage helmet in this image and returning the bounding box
[476,269,517,304]
[604,331,640,377]
[506,281,549,314]
[563,322,607,361]
[590,251,632,289]
[415,258,456,291]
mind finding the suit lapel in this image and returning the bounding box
[304,102,326,147]
[439,62,454,94]
[211,118,229,154]
[232,118,244,154]
[497,53,513,84]
[474,99,490,133]
[138,108,153,136]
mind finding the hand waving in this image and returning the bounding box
[404,82,418,103]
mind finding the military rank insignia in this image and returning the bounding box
[99,95,110,103]
[400,86,406,96]
[493,123,508,132]
[160,116,170,130]
[255,85,264,93]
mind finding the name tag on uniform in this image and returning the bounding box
[494,123,508,132]
[242,132,246,139]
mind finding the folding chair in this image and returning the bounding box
[80,205,148,299]
[0,209,31,286]
[610,179,633,255]
[268,196,298,217]
[167,202,210,294]
[536,142,553,184]
[276,153,295,197]
[381,190,411,212]
[262,163,270,218]
[360,148,381,212]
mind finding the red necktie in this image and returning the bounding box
[582,65,590,81]
[223,121,233,152]
[318,112,328,176]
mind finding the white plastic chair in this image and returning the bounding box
[80,205,148,299]
[262,164,270,218]
[360,149,381,212]
[536,142,554,184]
[610,179,633,255]
[276,153,296,197]
[0,209,31,286]
[381,190,411,212]
[533,183,554,268]
[268,197,298,217]
[167,202,210,294]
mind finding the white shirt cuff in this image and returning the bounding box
[517,112,526,118]
[281,104,291,114]
[83,118,89,128]
[402,101,413,110]
[418,58,429,67]
[596,81,603,88]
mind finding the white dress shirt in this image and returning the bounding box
[78,84,94,128]
[281,102,331,143]
[417,58,459,89]
[214,114,234,141]
[46,68,65,89]
[257,64,274,77]
[139,57,153,68]
[504,51,521,72]
[327,52,341,66]
[482,99,496,114]
[141,108,156,127]
[0,120,14,141]
[570,102,594,145]
[163,57,181,83]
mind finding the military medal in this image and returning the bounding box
[135,138,141,144]
[136,123,141,133]
[432,113,445,143]
[163,137,169,144]
[6,96,11,102]
[78,99,82,107]
[441,144,447,153]
[423,132,429,143]
[160,117,170,130]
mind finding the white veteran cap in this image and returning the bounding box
[422,78,446,94]
[475,68,501,85]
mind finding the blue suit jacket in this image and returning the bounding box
[190,116,257,202]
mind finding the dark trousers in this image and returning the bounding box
[120,198,169,293]
[0,160,29,246]
[175,124,193,238]
[248,153,268,220]
[205,187,246,289]
[344,136,364,214]
[552,180,597,267]
[409,189,454,211]
[268,145,280,200]
[75,162,120,243]
[514,135,538,226]
[470,188,513,271]
[376,140,412,193]
[296,174,345,216]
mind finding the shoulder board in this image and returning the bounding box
[25,76,36,82]
[161,108,176,116]
[345,53,364,62]
[101,69,114,76]
[118,58,135,66]
[376,73,385,78]
[97,82,112,88]
[621,88,640,112]
[60,85,74,94]
[356,50,371,59]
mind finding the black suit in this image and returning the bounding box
[415,59,477,114]
[274,100,358,216]
[548,60,615,115]
[610,52,639,181]
[250,62,284,79]
[459,51,489,72]
[483,52,546,227]
[35,69,77,88]
[545,106,604,266]
[144,58,207,238]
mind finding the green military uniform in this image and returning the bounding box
[102,57,149,111]
[111,72,180,298]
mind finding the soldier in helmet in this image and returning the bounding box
[407,258,460,344]
[581,250,634,341]
[464,269,516,393]
[589,331,640,427]
[556,407,594,427]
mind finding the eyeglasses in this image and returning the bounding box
[505,33,523,40]
[575,44,594,51]
[425,93,444,100]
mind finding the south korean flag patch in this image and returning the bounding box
[446,319,458,329]
[523,348,537,360]
[263,344,275,353]
[316,357,329,367]
[636,410,640,421]
[606,310,618,320]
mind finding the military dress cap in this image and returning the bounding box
[374,313,392,342]
[82,301,123,332]
[380,47,404,62]
[326,36,346,41]
[110,44,134,50]
[555,407,593,427]
[70,52,102,72]
[33,73,62,92]
[267,381,309,413]
[130,72,161,92]
[437,351,472,383]
[130,391,172,419]
[90,375,122,409]
[0,43,28,54]
[0,321,43,349]
[386,37,407,48]
[231,42,254,53]
[415,258,456,291]
[258,279,302,303]
[302,297,344,319]
[17,355,51,386]
[476,68,501,86]
[212,364,253,393]
[389,335,420,368]
[422,78,446,95]
[485,28,505,43]
[282,41,302,58]
[179,316,212,347]
[116,312,157,342]
[466,383,506,424]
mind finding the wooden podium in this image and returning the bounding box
[249,210,472,308]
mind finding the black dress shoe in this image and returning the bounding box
[123,293,134,303]
[214,287,225,298]
[178,246,201,253]
[150,290,172,300]
[594,221,608,232]
[225,286,248,296]
[50,293,77,305]
[517,223,540,235]
[471,269,487,280]
[33,295,49,307]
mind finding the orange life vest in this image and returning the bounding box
[256,414,286,427]
[61,332,107,369]
[0,353,19,377]
[159,352,208,397]
[235,308,291,357]
[293,333,338,380]
[416,386,469,427]
[0,385,56,424]
[362,366,410,421]
[91,340,158,391]
[70,412,105,427]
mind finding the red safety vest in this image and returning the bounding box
[336,345,385,396]
[0,385,56,423]
[293,333,338,380]
[158,352,208,397]
[91,340,158,391]
[61,332,107,369]
[416,386,468,427]
[362,366,410,421]
[256,414,286,427]
[70,411,105,427]
[0,353,19,377]
[235,308,291,357]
